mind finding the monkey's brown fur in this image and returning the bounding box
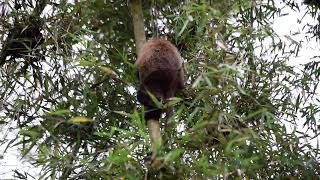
[136,39,184,120]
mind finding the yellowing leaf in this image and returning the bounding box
[69,116,93,123]
[98,66,116,76]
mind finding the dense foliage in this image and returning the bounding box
[0,0,319,179]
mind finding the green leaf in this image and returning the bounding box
[147,91,162,108]
[164,149,184,162]
[177,17,191,37]
[77,59,96,67]
[46,109,71,116]
[164,97,183,108]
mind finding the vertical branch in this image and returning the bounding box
[147,119,161,160]
[131,0,146,54]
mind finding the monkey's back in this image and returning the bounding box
[136,39,182,80]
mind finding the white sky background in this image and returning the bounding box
[274,3,320,66]
[0,1,320,179]
[273,1,320,149]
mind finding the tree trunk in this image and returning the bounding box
[131,0,146,54]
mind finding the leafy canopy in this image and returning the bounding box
[0,0,319,179]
